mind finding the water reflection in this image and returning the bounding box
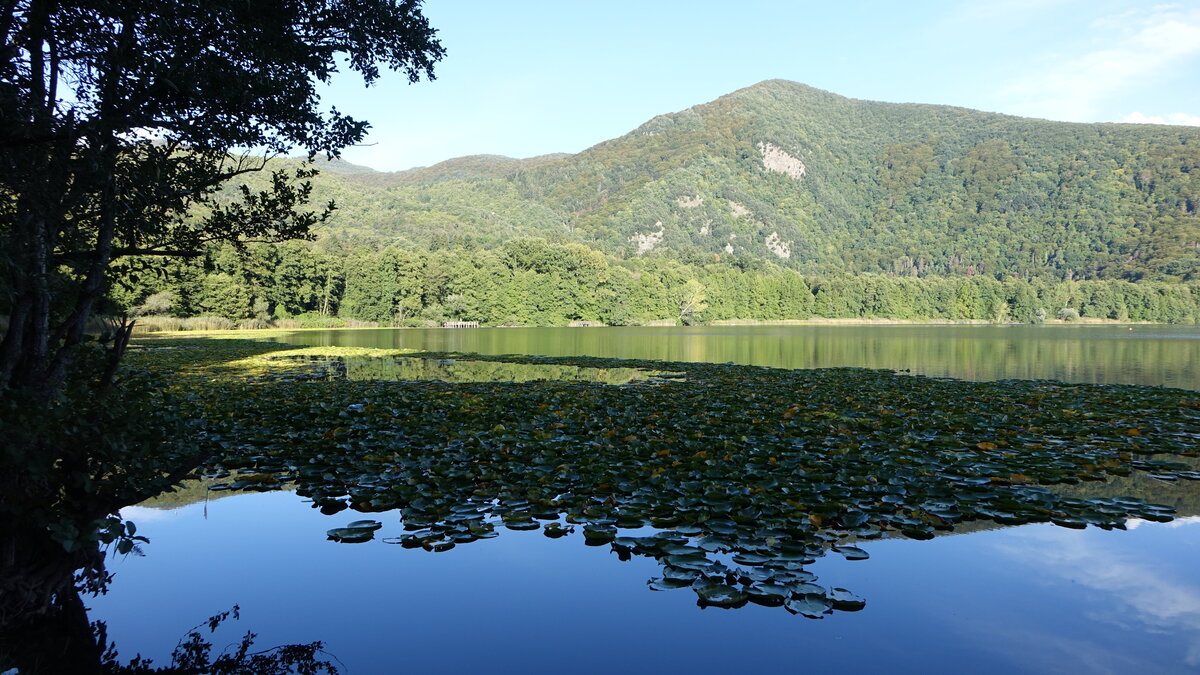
[986,519,1200,672]
[88,492,1200,674]
[67,328,1200,672]
[0,559,338,674]
[274,325,1200,389]
[267,354,683,385]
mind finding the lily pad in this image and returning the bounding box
[326,519,382,543]
[786,594,832,618]
[827,588,866,611]
[832,545,870,561]
[693,582,748,608]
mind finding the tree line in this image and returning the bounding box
[114,237,1200,327]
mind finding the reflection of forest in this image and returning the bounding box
[348,357,652,384]
[137,478,270,510]
[147,464,1200,520]
[283,326,1200,390]
[275,355,680,385]
[1050,457,1200,518]
[0,579,334,673]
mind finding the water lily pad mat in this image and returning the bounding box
[133,337,1200,616]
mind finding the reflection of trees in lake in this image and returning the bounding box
[1052,456,1200,517]
[270,355,677,385]
[1,588,338,673]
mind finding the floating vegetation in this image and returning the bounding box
[263,354,684,385]
[326,520,383,543]
[137,339,1200,618]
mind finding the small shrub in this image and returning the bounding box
[1057,307,1080,322]
[132,291,176,317]
[293,312,346,328]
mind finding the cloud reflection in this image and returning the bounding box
[119,505,190,523]
[995,520,1200,667]
[1126,515,1200,530]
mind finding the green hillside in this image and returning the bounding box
[107,82,1200,328]
[302,80,1197,282]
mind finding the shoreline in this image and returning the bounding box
[130,316,1183,337]
[704,317,1165,326]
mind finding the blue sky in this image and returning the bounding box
[319,0,1200,172]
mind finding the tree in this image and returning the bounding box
[131,290,175,317]
[0,0,443,634]
[197,272,252,321]
[670,278,708,324]
[1,0,442,400]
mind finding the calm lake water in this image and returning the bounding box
[275,324,1200,389]
[90,325,1200,673]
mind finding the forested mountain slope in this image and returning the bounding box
[299,80,1198,282]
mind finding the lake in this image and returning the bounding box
[274,324,1200,389]
[90,325,1200,673]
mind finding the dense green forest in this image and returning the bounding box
[230,80,1199,282]
[113,238,1200,327]
[107,80,1200,327]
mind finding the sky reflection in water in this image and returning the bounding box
[92,492,1200,674]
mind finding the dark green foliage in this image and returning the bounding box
[1,0,443,397]
[155,80,1200,325]
[0,346,197,625]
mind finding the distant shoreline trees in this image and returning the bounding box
[116,238,1200,328]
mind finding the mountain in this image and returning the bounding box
[356,153,573,187]
[305,156,378,176]
[294,80,1200,282]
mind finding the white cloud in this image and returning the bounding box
[1119,111,1200,126]
[1000,5,1200,121]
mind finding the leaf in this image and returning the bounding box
[155,338,1200,618]
[832,545,869,561]
[827,588,866,611]
[786,594,831,618]
[693,582,748,608]
[648,577,693,591]
[326,519,381,543]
